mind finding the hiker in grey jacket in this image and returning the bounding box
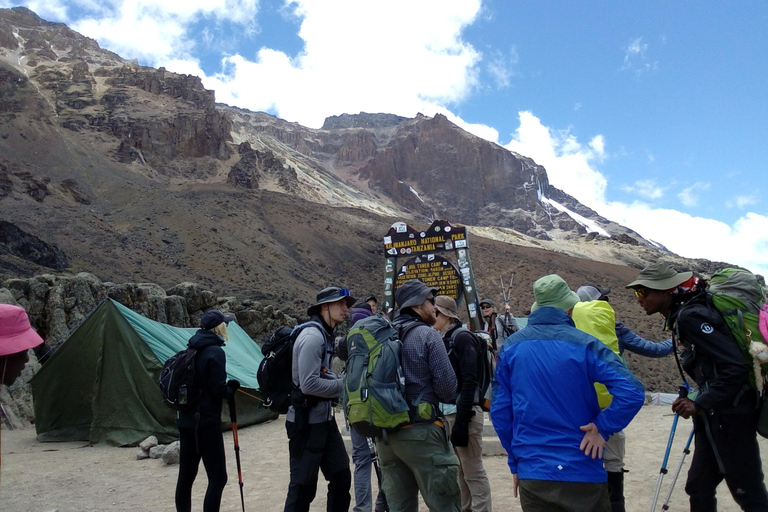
[284,287,355,512]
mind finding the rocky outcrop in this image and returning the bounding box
[0,350,39,429]
[1,272,296,351]
[227,142,300,192]
[0,8,232,169]
[0,221,69,270]
[353,113,576,234]
[60,178,91,204]
[0,164,56,203]
[321,112,408,130]
[84,66,233,164]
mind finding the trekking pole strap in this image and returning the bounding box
[670,332,690,387]
[702,415,727,475]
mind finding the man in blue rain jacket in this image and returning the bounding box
[491,274,645,512]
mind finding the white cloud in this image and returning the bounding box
[620,36,658,76]
[62,0,260,65]
[506,110,768,277]
[621,179,664,201]
[678,182,710,207]
[485,45,518,89]
[726,194,758,210]
[0,0,70,20]
[602,202,768,277]
[589,135,605,158]
[195,0,484,128]
[486,50,512,89]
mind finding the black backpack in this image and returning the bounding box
[446,327,495,412]
[159,347,200,411]
[257,322,326,414]
[257,326,295,414]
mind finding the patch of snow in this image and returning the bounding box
[541,196,610,237]
[409,186,424,203]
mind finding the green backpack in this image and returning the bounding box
[343,315,420,437]
[708,268,768,391]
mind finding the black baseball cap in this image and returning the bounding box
[201,309,235,330]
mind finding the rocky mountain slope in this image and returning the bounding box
[0,7,744,393]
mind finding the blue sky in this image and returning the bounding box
[6,0,767,276]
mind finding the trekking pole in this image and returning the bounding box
[0,403,14,430]
[228,392,246,512]
[661,426,695,510]
[500,274,516,337]
[368,436,388,509]
[368,437,385,493]
[499,274,514,307]
[650,385,688,512]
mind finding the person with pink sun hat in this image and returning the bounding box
[1,304,44,387]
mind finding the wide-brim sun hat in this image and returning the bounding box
[530,274,580,313]
[625,263,693,291]
[435,295,459,320]
[307,287,356,316]
[0,304,44,356]
[395,280,439,309]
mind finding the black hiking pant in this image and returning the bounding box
[686,408,768,512]
[176,424,228,512]
[284,418,351,512]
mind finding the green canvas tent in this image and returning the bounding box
[31,299,275,446]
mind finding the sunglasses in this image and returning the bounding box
[481,305,493,310]
[633,288,647,299]
[427,296,436,305]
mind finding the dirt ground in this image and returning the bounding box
[2,405,767,512]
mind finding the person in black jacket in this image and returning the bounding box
[433,295,492,512]
[175,309,239,512]
[627,263,768,512]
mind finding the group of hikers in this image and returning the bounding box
[170,260,768,512]
[173,261,768,511]
[2,258,752,511]
[2,261,765,511]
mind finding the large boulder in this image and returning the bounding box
[166,282,216,314]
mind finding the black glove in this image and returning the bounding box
[451,420,470,448]
[227,379,241,391]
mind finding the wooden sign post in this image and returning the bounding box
[382,220,483,330]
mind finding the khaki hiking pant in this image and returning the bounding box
[378,421,461,512]
[446,407,492,512]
